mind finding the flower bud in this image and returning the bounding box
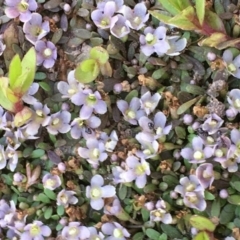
[159,182,168,191]
[63,3,71,12]
[183,114,194,125]
[59,217,68,226]
[226,107,237,121]
[219,189,228,199]
[144,202,154,211]
[113,83,123,94]
[207,52,216,61]
[19,202,29,210]
[170,191,178,199]
[58,162,66,172]
[61,102,70,111]
[192,121,200,130]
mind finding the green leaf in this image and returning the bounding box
[211,199,221,217]
[90,46,109,65]
[44,206,53,219]
[57,205,65,216]
[152,68,167,79]
[56,223,63,231]
[195,0,205,25]
[168,6,199,31]
[39,82,51,92]
[193,231,211,240]
[125,90,138,103]
[198,33,228,48]
[149,11,171,24]
[232,181,240,192]
[204,191,215,200]
[141,208,150,222]
[118,184,128,200]
[12,47,36,95]
[36,193,51,203]
[133,232,145,240]
[175,126,186,139]
[190,215,216,231]
[204,9,226,34]
[159,233,168,240]
[30,149,45,159]
[228,195,240,205]
[158,0,188,16]
[161,223,183,238]
[75,59,100,83]
[9,54,22,89]
[35,72,47,80]
[44,188,57,200]
[146,229,161,240]
[177,96,200,115]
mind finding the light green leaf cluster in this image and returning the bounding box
[0,47,36,113]
[74,46,112,83]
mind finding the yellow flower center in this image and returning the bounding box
[154,210,163,217]
[209,120,217,126]
[30,225,40,236]
[145,101,152,108]
[68,89,76,95]
[145,33,156,44]
[234,99,240,108]
[91,187,101,198]
[60,194,68,204]
[156,127,162,135]
[18,0,29,12]
[46,179,55,187]
[92,148,100,158]
[193,150,203,160]
[134,16,141,24]
[186,183,196,192]
[187,195,198,203]
[203,170,211,179]
[36,110,43,117]
[113,229,123,238]
[143,149,151,155]
[126,110,135,119]
[215,149,223,157]
[69,227,78,236]
[43,48,52,58]
[101,18,109,26]
[52,118,60,125]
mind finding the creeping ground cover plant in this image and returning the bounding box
[1,0,240,239]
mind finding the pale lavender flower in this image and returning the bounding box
[165,36,187,56]
[4,0,38,22]
[57,189,78,207]
[137,112,172,141]
[0,106,10,130]
[78,139,108,168]
[22,82,39,105]
[135,135,159,159]
[213,136,230,163]
[0,145,6,170]
[88,227,104,240]
[150,208,172,224]
[227,89,240,112]
[23,13,50,44]
[226,107,238,120]
[101,222,130,240]
[214,144,240,172]
[97,0,123,10]
[104,197,122,215]
[183,191,206,211]
[44,111,71,135]
[117,97,145,125]
[120,156,150,188]
[86,175,116,210]
[118,2,149,30]
[112,166,126,184]
[0,40,6,56]
[76,89,107,119]
[100,130,118,152]
[20,221,51,240]
[181,136,213,164]
[140,91,161,115]
[0,200,16,228]
[201,113,224,135]
[70,115,100,140]
[223,50,240,78]
[7,219,26,239]
[26,102,50,135]
[35,40,57,68]
[110,14,130,38]
[140,26,170,56]
[174,175,204,196]
[231,128,240,149]
[5,145,19,172]
[57,70,84,104]
[61,222,90,240]
[91,1,116,29]
[42,173,61,190]
[196,163,214,189]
